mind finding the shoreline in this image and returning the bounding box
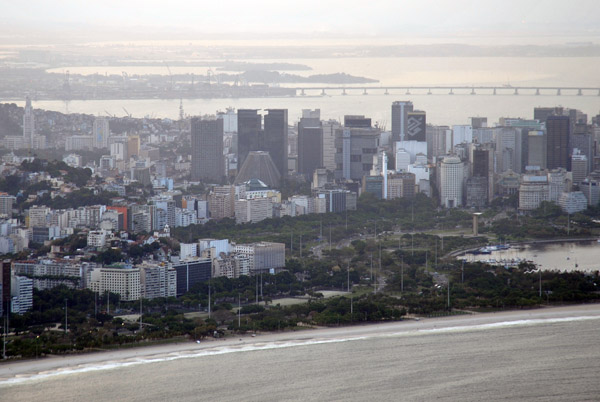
[447,236,600,258]
[2,303,600,384]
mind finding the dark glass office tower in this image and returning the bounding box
[263,109,288,177]
[298,110,323,177]
[546,115,570,169]
[237,109,262,170]
[191,117,224,182]
[391,101,414,142]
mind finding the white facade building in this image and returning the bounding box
[234,198,272,224]
[452,125,473,148]
[180,243,199,260]
[233,242,285,274]
[558,191,588,214]
[87,230,108,248]
[88,267,141,301]
[395,148,411,172]
[519,175,549,211]
[11,274,33,314]
[140,263,177,299]
[440,156,464,208]
[93,116,110,148]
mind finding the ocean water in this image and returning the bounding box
[2,312,600,401]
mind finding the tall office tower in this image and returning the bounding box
[237,109,262,169]
[23,96,34,149]
[405,110,427,141]
[534,107,564,124]
[471,148,490,204]
[127,135,140,160]
[191,117,225,183]
[391,101,414,142]
[546,116,570,170]
[0,193,15,217]
[451,125,473,149]
[571,149,589,185]
[571,124,594,172]
[395,148,411,172]
[93,116,110,149]
[499,118,544,172]
[440,156,464,208]
[472,149,489,177]
[528,131,547,169]
[495,127,518,173]
[322,120,341,171]
[334,119,380,181]
[426,125,451,160]
[263,109,288,177]
[298,109,323,178]
[218,107,238,133]
[471,117,488,129]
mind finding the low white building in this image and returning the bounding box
[558,191,588,214]
[234,198,272,224]
[180,243,198,260]
[519,175,549,211]
[233,242,285,274]
[87,230,109,248]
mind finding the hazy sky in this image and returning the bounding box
[2,0,599,43]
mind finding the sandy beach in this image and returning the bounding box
[2,303,600,385]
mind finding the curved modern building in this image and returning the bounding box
[440,156,464,208]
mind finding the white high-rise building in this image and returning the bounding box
[452,125,473,148]
[395,148,411,172]
[322,120,341,171]
[571,149,588,185]
[395,140,427,164]
[23,96,35,149]
[440,156,464,208]
[11,274,33,314]
[93,116,110,149]
[140,263,177,299]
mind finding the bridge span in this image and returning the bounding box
[292,86,600,97]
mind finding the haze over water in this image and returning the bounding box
[17,56,600,125]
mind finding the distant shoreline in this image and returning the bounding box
[2,303,599,384]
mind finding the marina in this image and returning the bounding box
[461,240,600,271]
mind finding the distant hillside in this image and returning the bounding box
[0,103,22,137]
[218,70,378,84]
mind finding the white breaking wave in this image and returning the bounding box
[2,314,599,386]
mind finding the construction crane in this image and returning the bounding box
[62,70,70,92]
[163,61,174,90]
[122,107,131,118]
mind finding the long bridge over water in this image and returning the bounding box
[292,85,600,96]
